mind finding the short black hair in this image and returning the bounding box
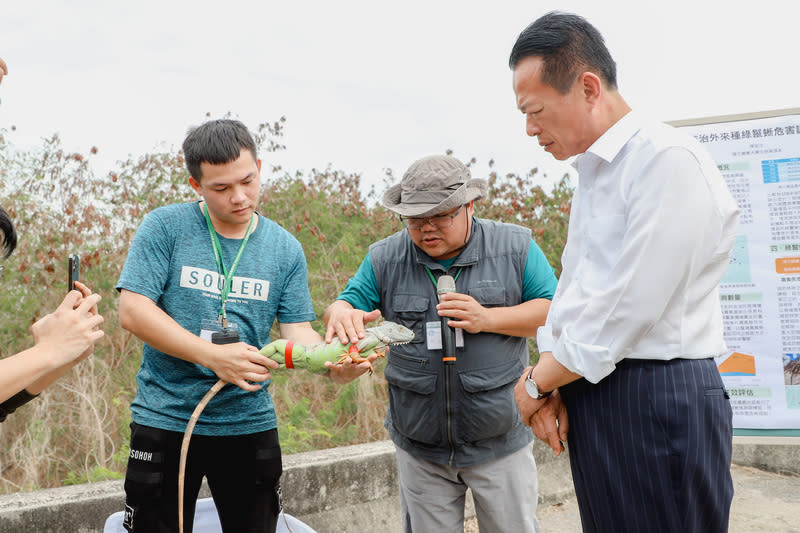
[509,11,617,94]
[0,206,17,259]
[182,119,258,180]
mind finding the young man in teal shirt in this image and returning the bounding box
[117,119,367,532]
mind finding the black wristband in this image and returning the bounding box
[0,389,39,423]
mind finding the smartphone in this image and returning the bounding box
[68,254,80,292]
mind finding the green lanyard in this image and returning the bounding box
[424,265,464,288]
[203,203,255,327]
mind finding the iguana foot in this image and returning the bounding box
[336,346,387,375]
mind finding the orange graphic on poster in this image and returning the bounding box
[718,352,756,376]
[776,257,800,274]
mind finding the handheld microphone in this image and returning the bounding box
[436,275,457,364]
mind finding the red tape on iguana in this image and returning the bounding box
[285,341,294,369]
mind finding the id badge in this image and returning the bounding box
[200,318,240,345]
[426,321,465,350]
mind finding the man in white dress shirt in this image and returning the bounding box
[509,12,740,533]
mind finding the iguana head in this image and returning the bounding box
[357,321,414,351]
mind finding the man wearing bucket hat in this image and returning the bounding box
[324,154,558,532]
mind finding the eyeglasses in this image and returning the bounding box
[400,205,464,230]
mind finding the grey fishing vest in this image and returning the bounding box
[370,217,533,467]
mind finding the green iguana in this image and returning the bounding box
[258,321,415,374]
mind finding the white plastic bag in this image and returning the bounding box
[103,496,316,532]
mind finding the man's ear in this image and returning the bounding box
[580,72,602,105]
[189,176,201,194]
[257,158,262,172]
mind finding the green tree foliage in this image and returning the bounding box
[0,118,571,493]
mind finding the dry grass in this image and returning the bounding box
[0,335,136,492]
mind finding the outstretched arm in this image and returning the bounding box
[0,281,104,403]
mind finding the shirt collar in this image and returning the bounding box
[572,110,640,169]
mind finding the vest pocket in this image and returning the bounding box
[385,362,441,445]
[391,294,430,344]
[468,286,507,308]
[456,358,524,442]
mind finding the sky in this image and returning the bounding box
[1,0,797,195]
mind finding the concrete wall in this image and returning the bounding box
[0,439,573,533]
[731,436,800,476]
[0,437,795,532]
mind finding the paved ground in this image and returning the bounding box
[465,463,800,532]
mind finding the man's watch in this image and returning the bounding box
[524,367,552,400]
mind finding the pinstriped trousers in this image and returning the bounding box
[559,358,734,533]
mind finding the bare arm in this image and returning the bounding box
[438,295,551,338]
[278,321,323,344]
[119,289,276,392]
[527,351,582,392]
[0,282,104,403]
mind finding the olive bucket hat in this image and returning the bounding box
[382,155,487,217]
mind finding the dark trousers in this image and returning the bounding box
[123,422,282,533]
[560,358,734,533]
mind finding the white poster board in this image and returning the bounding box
[672,109,800,435]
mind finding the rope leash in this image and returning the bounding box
[178,379,225,533]
[178,380,299,533]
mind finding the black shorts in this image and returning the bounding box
[123,422,282,533]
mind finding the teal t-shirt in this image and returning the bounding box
[117,202,315,435]
[340,237,557,311]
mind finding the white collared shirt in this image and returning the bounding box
[537,111,740,383]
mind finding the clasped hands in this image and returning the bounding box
[514,366,569,456]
